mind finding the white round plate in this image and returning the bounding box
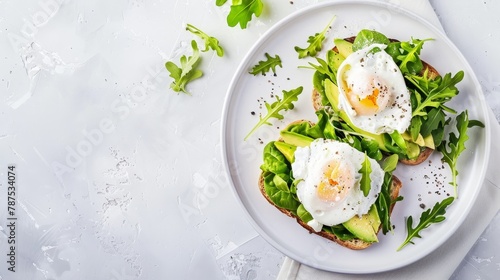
[221,0,490,273]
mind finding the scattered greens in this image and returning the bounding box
[387,38,432,75]
[216,0,227,6]
[226,0,264,29]
[166,24,225,94]
[245,86,303,140]
[186,24,224,57]
[438,111,484,198]
[407,70,464,118]
[359,153,372,197]
[249,53,282,76]
[165,40,203,94]
[397,197,454,251]
[294,16,336,58]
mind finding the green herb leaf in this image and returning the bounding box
[186,24,224,57]
[380,154,399,173]
[376,173,395,234]
[420,108,445,137]
[273,173,289,192]
[397,197,454,251]
[409,116,422,142]
[397,39,430,74]
[227,0,264,29]
[407,70,464,117]
[294,16,336,58]
[352,29,390,52]
[468,119,485,128]
[297,204,313,223]
[437,110,472,198]
[260,141,289,174]
[249,53,282,76]
[216,0,227,6]
[245,86,303,140]
[263,172,299,211]
[329,225,356,241]
[165,40,203,94]
[308,53,336,84]
[359,153,372,197]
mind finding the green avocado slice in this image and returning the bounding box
[274,141,296,163]
[342,204,381,243]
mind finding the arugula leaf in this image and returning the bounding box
[380,154,399,173]
[437,110,471,198]
[294,16,336,59]
[245,86,303,140]
[308,53,336,84]
[216,0,227,6]
[249,53,282,76]
[397,197,454,251]
[328,225,356,241]
[186,24,224,57]
[359,153,372,197]
[407,70,464,117]
[165,40,203,94]
[385,38,432,74]
[396,39,430,74]
[409,116,422,142]
[352,29,390,51]
[419,108,445,137]
[360,138,383,161]
[227,0,264,29]
[283,109,338,141]
[377,173,395,234]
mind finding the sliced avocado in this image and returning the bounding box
[279,131,314,147]
[274,141,296,163]
[423,134,435,149]
[324,78,340,109]
[406,141,421,159]
[402,131,425,146]
[342,205,380,243]
[327,50,345,70]
[334,38,353,58]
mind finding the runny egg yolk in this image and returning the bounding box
[317,160,354,203]
[342,73,391,116]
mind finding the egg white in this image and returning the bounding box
[337,43,412,134]
[291,139,384,231]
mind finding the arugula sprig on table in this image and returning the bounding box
[186,24,224,57]
[397,197,454,251]
[294,16,336,59]
[438,110,484,198]
[249,53,282,76]
[166,24,225,94]
[245,86,303,140]
[166,40,203,94]
[225,0,264,29]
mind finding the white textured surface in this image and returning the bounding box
[0,0,498,279]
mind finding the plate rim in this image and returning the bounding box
[220,0,491,274]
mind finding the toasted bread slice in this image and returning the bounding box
[260,120,403,250]
[312,36,439,165]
